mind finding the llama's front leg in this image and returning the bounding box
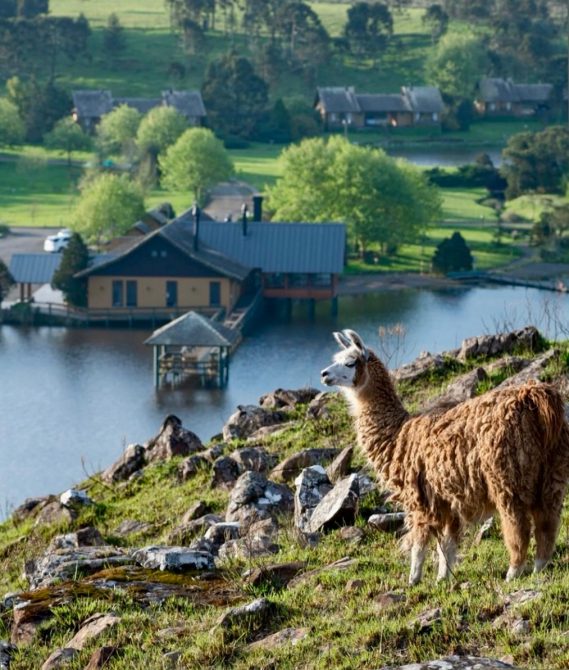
[436,535,457,582]
[409,542,427,585]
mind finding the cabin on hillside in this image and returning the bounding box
[475,78,554,117]
[314,86,444,130]
[71,90,113,132]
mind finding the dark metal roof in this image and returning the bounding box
[9,254,62,284]
[478,78,553,104]
[194,219,346,274]
[113,97,161,114]
[72,90,113,118]
[161,90,207,118]
[401,86,445,113]
[315,87,361,114]
[357,93,411,113]
[144,311,239,347]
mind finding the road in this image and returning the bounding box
[0,227,60,266]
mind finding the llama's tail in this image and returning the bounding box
[517,382,567,450]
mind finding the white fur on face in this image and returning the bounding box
[321,346,360,388]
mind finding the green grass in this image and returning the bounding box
[3,351,569,669]
[504,194,569,223]
[441,187,497,222]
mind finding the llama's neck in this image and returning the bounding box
[345,354,409,477]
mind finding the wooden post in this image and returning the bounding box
[153,346,159,388]
[331,296,338,317]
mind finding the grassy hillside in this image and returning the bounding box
[2,341,569,668]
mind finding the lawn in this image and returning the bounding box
[504,194,569,222]
[441,187,497,222]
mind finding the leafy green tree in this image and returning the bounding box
[426,33,488,100]
[432,231,473,273]
[202,52,269,138]
[422,4,448,43]
[502,126,569,198]
[344,2,393,57]
[159,127,234,204]
[0,97,24,146]
[51,232,89,306]
[73,174,145,242]
[44,118,91,165]
[103,13,126,65]
[136,106,187,159]
[96,104,141,158]
[275,2,330,73]
[0,257,14,302]
[267,136,441,254]
[256,99,292,143]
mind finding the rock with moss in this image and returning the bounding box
[225,471,293,529]
[145,415,203,462]
[102,444,146,484]
[222,405,286,441]
[379,657,519,670]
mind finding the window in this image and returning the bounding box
[126,280,137,307]
[112,281,124,307]
[166,281,178,307]
[432,113,439,122]
[209,281,221,307]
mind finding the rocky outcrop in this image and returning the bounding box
[67,613,121,650]
[294,466,333,532]
[102,444,146,484]
[145,415,202,462]
[216,597,273,630]
[211,456,241,489]
[48,527,105,551]
[225,472,293,529]
[34,502,76,527]
[259,388,319,410]
[178,454,209,481]
[249,627,309,651]
[368,513,406,533]
[11,496,52,524]
[133,546,214,572]
[497,349,559,388]
[392,352,447,384]
[218,518,280,561]
[306,474,360,533]
[326,446,354,484]
[306,393,333,420]
[458,326,541,361]
[223,405,286,441]
[230,446,277,474]
[59,489,92,509]
[167,514,223,545]
[271,448,339,482]
[379,657,519,670]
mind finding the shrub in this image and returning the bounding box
[432,231,473,274]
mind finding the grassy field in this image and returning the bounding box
[3,347,569,669]
[504,194,569,223]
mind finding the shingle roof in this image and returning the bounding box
[162,90,207,118]
[72,90,113,119]
[478,78,553,103]
[401,86,445,113]
[9,254,62,284]
[144,311,239,347]
[316,87,361,114]
[357,93,411,113]
[113,97,161,114]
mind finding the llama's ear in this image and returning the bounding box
[333,331,351,349]
[343,329,369,359]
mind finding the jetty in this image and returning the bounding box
[449,270,569,293]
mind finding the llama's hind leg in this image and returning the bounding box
[436,517,461,582]
[497,503,531,581]
[532,503,562,573]
[408,525,431,586]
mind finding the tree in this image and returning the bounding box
[0,97,24,146]
[103,13,126,65]
[432,231,473,273]
[44,118,91,165]
[201,52,269,138]
[159,127,234,203]
[274,2,330,74]
[96,104,141,158]
[136,106,187,160]
[267,136,441,254]
[344,2,393,57]
[426,33,488,101]
[422,4,448,43]
[73,174,145,242]
[502,126,569,198]
[256,99,292,143]
[0,258,14,302]
[51,232,89,306]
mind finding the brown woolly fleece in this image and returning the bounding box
[350,351,569,577]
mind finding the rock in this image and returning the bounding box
[271,449,339,483]
[167,514,223,545]
[68,613,121,651]
[247,424,290,441]
[163,651,181,667]
[230,447,277,474]
[433,367,487,406]
[113,519,153,538]
[223,405,285,441]
[83,646,119,670]
[379,656,520,670]
[409,606,442,633]
[392,352,447,384]
[510,618,530,636]
[249,627,309,650]
[368,512,406,533]
[181,501,210,523]
[201,444,226,462]
[11,496,52,524]
[260,388,319,409]
[216,597,273,629]
[225,471,293,529]
[102,444,146,484]
[485,356,531,375]
[0,641,16,669]
[146,414,203,462]
[217,518,279,561]
[339,526,364,544]
[204,522,241,548]
[245,561,306,589]
[11,601,51,645]
[293,466,333,532]
[497,349,559,388]
[211,456,240,490]
[40,648,77,669]
[307,474,360,533]
[306,392,333,420]
[288,556,357,589]
[505,589,542,608]
[178,454,209,481]
[49,527,105,551]
[458,326,541,362]
[356,473,376,497]
[326,446,354,484]
[345,578,365,592]
[374,592,406,610]
[34,501,76,527]
[25,546,133,590]
[133,546,214,572]
[60,489,93,509]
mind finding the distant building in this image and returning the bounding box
[72,89,207,132]
[314,85,445,130]
[475,78,554,117]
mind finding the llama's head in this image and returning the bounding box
[321,329,370,391]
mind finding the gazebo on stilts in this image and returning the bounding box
[144,311,240,389]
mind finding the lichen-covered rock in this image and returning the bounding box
[48,527,105,551]
[0,641,15,669]
[392,352,447,384]
[146,415,203,462]
[59,488,92,509]
[306,392,333,420]
[216,597,273,629]
[230,446,277,474]
[222,405,285,441]
[458,326,541,362]
[178,454,209,481]
[326,446,354,484]
[307,474,360,533]
[271,449,339,483]
[379,656,519,670]
[211,456,240,490]
[40,647,77,669]
[259,388,319,410]
[497,349,559,388]
[133,546,214,572]
[34,502,76,527]
[249,627,309,650]
[203,522,241,549]
[11,496,52,524]
[245,561,306,588]
[67,613,121,650]
[167,514,223,545]
[102,444,146,484]
[225,471,293,529]
[368,512,406,533]
[113,519,153,538]
[293,466,333,532]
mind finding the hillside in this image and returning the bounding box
[2,328,569,669]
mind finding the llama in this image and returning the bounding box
[321,329,569,585]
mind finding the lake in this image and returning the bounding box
[1,284,568,514]
[386,146,503,167]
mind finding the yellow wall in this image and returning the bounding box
[88,276,240,311]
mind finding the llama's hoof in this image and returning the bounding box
[506,565,525,582]
[533,559,548,574]
[408,575,422,586]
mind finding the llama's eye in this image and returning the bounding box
[345,360,357,368]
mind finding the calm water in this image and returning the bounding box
[1,285,568,513]
[387,146,503,167]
